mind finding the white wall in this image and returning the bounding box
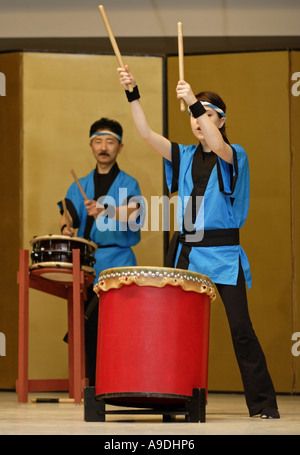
[0,0,300,38]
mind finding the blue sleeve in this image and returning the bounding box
[217,144,249,199]
[164,142,180,194]
[57,181,86,229]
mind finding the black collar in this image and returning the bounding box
[93,162,120,200]
[83,162,120,240]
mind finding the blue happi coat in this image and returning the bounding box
[164,143,252,288]
[59,168,143,284]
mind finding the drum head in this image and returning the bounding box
[29,263,95,282]
[30,234,98,275]
[94,266,216,300]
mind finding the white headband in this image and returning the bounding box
[89,130,122,143]
[200,101,226,118]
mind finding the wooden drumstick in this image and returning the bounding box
[177,21,185,112]
[31,397,83,403]
[98,4,133,92]
[70,169,97,220]
[70,169,88,200]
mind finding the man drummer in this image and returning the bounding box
[59,117,143,385]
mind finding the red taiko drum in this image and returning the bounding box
[93,266,216,406]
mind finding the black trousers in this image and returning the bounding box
[216,262,278,416]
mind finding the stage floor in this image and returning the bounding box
[0,391,299,435]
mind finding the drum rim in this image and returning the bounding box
[30,234,98,250]
[29,262,96,276]
[95,266,216,301]
[98,265,213,281]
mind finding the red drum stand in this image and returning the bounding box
[84,266,215,422]
[16,249,95,403]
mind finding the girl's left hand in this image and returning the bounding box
[176,80,197,106]
[117,65,136,90]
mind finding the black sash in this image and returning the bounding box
[165,228,240,267]
[166,140,238,269]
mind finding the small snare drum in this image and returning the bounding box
[30,234,97,281]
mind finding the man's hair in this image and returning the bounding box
[89,117,123,139]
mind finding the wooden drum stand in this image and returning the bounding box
[16,248,95,404]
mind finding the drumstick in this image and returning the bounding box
[177,21,185,112]
[70,169,97,220]
[31,398,83,403]
[70,169,88,200]
[98,4,133,92]
[62,198,71,229]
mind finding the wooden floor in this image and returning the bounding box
[0,391,299,435]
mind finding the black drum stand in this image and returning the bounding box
[84,386,206,423]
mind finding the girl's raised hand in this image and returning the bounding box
[176,80,197,106]
[117,65,136,90]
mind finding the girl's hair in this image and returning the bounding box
[195,91,228,140]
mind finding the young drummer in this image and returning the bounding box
[117,65,280,419]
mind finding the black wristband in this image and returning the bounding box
[188,100,206,118]
[61,224,67,233]
[125,85,140,102]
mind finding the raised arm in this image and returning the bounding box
[118,65,172,161]
[176,80,233,164]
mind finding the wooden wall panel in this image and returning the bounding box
[0,53,22,388]
[290,51,300,393]
[0,52,164,385]
[22,52,164,380]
